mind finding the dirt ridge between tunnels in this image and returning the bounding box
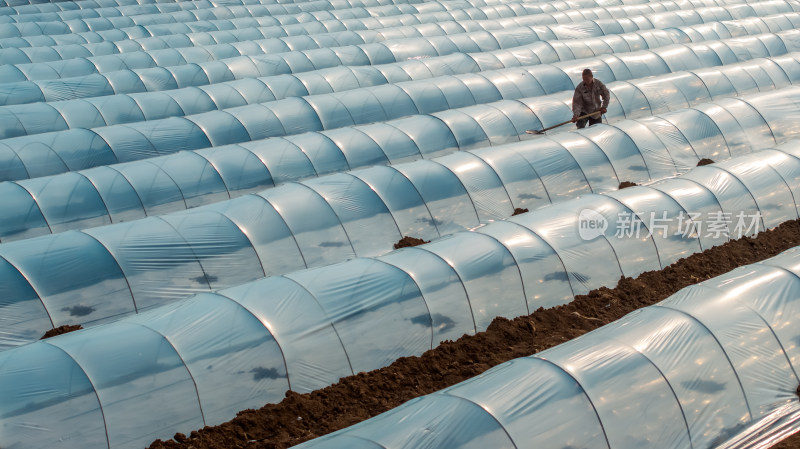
[150,219,800,449]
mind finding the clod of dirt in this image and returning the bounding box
[697,158,715,166]
[512,208,529,216]
[394,236,430,249]
[40,325,83,339]
[796,384,800,400]
[149,219,800,449]
[618,181,638,189]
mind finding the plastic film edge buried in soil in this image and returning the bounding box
[1,82,800,348]
[3,141,800,448]
[293,246,800,449]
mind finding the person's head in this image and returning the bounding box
[582,68,593,85]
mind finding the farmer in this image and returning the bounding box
[571,68,610,129]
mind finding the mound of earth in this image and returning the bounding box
[393,236,430,249]
[41,325,83,339]
[511,208,529,216]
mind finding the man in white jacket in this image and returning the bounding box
[571,68,610,128]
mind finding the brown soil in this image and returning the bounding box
[40,324,83,339]
[149,219,800,449]
[771,431,800,448]
[618,181,638,189]
[393,236,430,249]
[697,158,715,166]
[511,207,529,216]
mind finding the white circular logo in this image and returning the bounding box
[578,209,608,241]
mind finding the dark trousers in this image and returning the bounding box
[576,113,602,129]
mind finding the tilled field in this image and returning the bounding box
[150,219,800,449]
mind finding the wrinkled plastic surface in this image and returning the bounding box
[5,2,800,448]
[4,21,800,181]
[3,144,800,448]
[3,53,800,241]
[296,247,800,449]
[3,85,800,350]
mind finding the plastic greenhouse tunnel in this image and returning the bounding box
[3,25,800,141]
[2,140,800,447]
[0,48,800,243]
[1,0,797,92]
[1,0,786,79]
[2,5,800,145]
[4,0,800,447]
[3,11,799,106]
[294,246,800,449]
[1,82,800,347]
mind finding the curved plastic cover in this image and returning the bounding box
[6,4,800,448]
[296,247,800,449]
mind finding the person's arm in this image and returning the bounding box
[571,84,582,121]
[599,80,610,113]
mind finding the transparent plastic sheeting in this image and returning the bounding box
[3,54,800,243]
[0,0,700,22]
[1,0,795,85]
[0,0,687,51]
[295,247,800,449]
[0,0,346,9]
[0,0,226,20]
[0,0,418,18]
[0,3,634,54]
[3,13,795,109]
[716,404,800,449]
[2,16,789,111]
[0,9,716,101]
[0,0,279,8]
[0,0,779,45]
[4,27,799,140]
[3,36,800,186]
[0,0,661,34]
[0,0,424,27]
[2,146,800,449]
[0,2,791,54]
[0,0,442,39]
[1,83,800,349]
[0,0,762,68]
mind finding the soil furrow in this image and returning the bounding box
[150,219,800,449]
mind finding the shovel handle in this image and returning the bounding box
[525,110,602,135]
